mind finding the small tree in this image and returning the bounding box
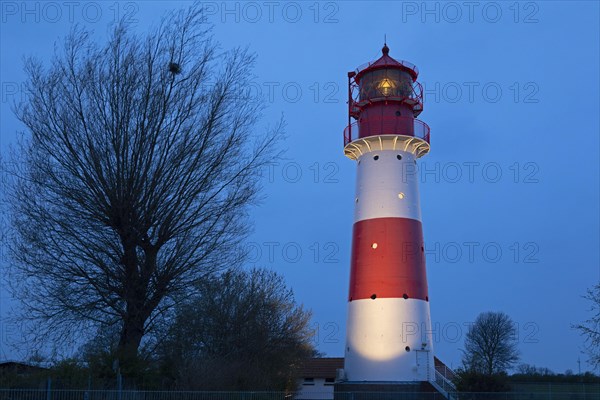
[574,283,600,370]
[462,312,520,375]
[159,268,316,390]
[455,312,519,393]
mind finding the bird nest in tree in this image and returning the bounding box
[168,62,181,74]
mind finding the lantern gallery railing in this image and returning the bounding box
[343,117,430,146]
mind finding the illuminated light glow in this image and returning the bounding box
[403,137,415,152]
[345,298,434,381]
[378,78,395,96]
[344,135,430,161]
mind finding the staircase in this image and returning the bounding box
[430,357,458,400]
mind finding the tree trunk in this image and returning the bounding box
[118,315,145,375]
[117,235,148,373]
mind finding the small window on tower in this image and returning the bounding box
[303,378,315,386]
[373,155,379,160]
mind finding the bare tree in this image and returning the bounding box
[461,312,520,375]
[2,6,282,373]
[159,268,316,390]
[515,363,553,376]
[574,283,600,370]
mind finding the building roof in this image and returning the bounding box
[0,361,48,374]
[0,361,45,368]
[297,358,344,378]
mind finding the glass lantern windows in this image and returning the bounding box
[358,69,413,101]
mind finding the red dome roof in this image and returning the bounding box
[354,45,419,82]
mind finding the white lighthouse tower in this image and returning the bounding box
[341,44,435,384]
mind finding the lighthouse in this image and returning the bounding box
[341,44,434,384]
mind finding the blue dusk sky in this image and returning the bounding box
[1,1,599,373]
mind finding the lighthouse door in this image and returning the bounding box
[415,350,431,381]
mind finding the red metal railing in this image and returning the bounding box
[343,117,430,147]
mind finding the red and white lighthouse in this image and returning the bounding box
[342,44,434,383]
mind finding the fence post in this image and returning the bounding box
[84,374,91,400]
[117,370,122,400]
[45,377,52,400]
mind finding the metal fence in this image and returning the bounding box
[334,391,600,400]
[1,391,290,400]
[1,389,600,400]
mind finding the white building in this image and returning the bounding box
[294,358,343,400]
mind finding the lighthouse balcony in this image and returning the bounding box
[344,116,430,145]
[343,116,430,160]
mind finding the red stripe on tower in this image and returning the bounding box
[349,217,428,302]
